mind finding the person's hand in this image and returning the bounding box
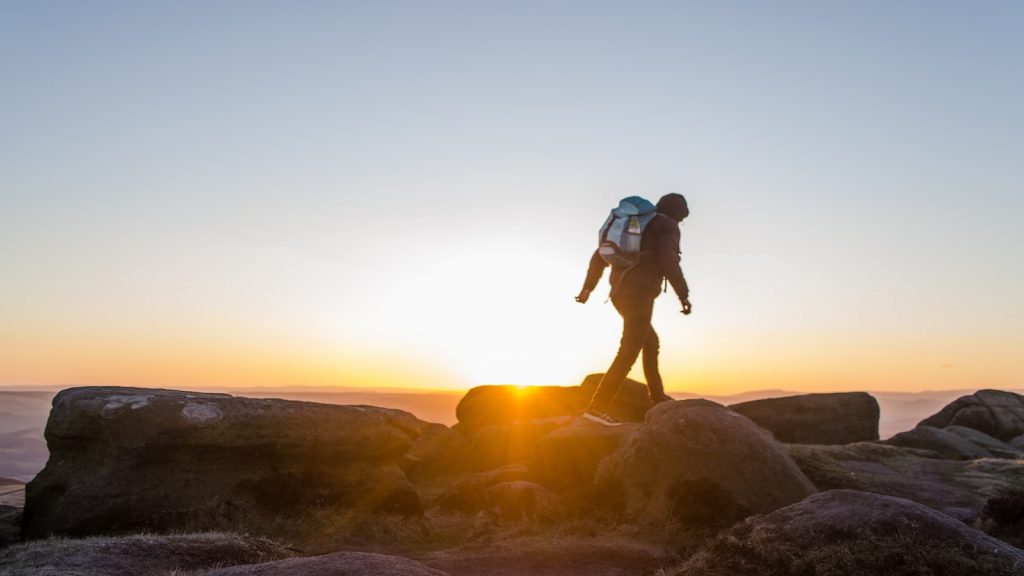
[575,288,591,304]
[680,298,692,315]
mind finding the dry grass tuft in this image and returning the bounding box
[658,523,1023,576]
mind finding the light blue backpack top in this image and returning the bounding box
[597,196,658,268]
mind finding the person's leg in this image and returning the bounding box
[588,293,655,411]
[642,326,667,401]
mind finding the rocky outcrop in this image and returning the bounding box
[452,376,652,472]
[0,505,20,548]
[0,533,290,576]
[458,416,572,472]
[675,490,1024,576]
[204,551,449,576]
[944,425,1024,458]
[594,400,815,526]
[728,392,879,444]
[484,481,564,521]
[534,419,632,491]
[421,536,678,576]
[23,387,426,540]
[402,422,469,481]
[455,375,652,430]
[434,465,532,512]
[578,373,654,422]
[785,442,1024,523]
[920,389,1024,441]
[886,425,993,459]
[456,386,582,429]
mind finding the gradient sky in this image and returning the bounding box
[2,1,1022,394]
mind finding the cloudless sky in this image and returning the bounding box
[2,1,1022,394]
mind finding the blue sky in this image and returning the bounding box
[2,1,1022,392]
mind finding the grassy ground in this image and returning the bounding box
[0,532,290,576]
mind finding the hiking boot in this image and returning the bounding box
[583,408,622,427]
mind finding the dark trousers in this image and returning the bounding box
[589,290,664,410]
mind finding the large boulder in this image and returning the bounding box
[455,375,652,430]
[885,425,993,460]
[673,490,1024,576]
[0,532,289,576]
[484,481,564,521]
[456,386,582,429]
[534,419,633,491]
[578,373,654,422]
[728,392,879,444]
[433,464,532,512]
[944,425,1024,459]
[594,400,815,526]
[785,442,1024,524]
[402,422,470,481]
[22,387,425,540]
[920,389,1024,441]
[205,551,449,576]
[459,416,571,472]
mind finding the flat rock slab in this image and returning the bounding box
[23,387,425,539]
[420,535,677,576]
[0,533,289,576]
[729,392,879,444]
[675,490,1024,576]
[786,442,1024,523]
[206,551,449,576]
[455,375,652,430]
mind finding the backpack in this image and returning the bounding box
[597,196,657,268]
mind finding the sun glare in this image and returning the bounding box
[352,241,613,388]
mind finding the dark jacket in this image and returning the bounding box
[582,195,689,302]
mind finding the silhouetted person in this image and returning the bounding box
[576,193,690,426]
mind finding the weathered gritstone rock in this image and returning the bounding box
[675,490,1024,576]
[458,416,573,472]
[22,387,425,539]
[204,551,449,576]
[455,375,652,430]
[578,373,654,422]
[420,535,678,576]
[433,464,533,512]
[944,425,1024,459]
[0,532,290,576]
[920,389,1024,441]
[785,442,1024,524]
[484,481,564,521]
[402,422,470,481]
[534,419,633,491]
[885,425,993,460]
[728,392,880,444]
[0,505,20,548]
[595,400,815,526]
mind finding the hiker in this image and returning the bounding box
[575,193,691,426]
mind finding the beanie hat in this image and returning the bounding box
[656,193,689,222]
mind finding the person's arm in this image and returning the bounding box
[657,224,691,311]
[576,249,607,303]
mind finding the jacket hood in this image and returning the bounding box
[656,193,689,222]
